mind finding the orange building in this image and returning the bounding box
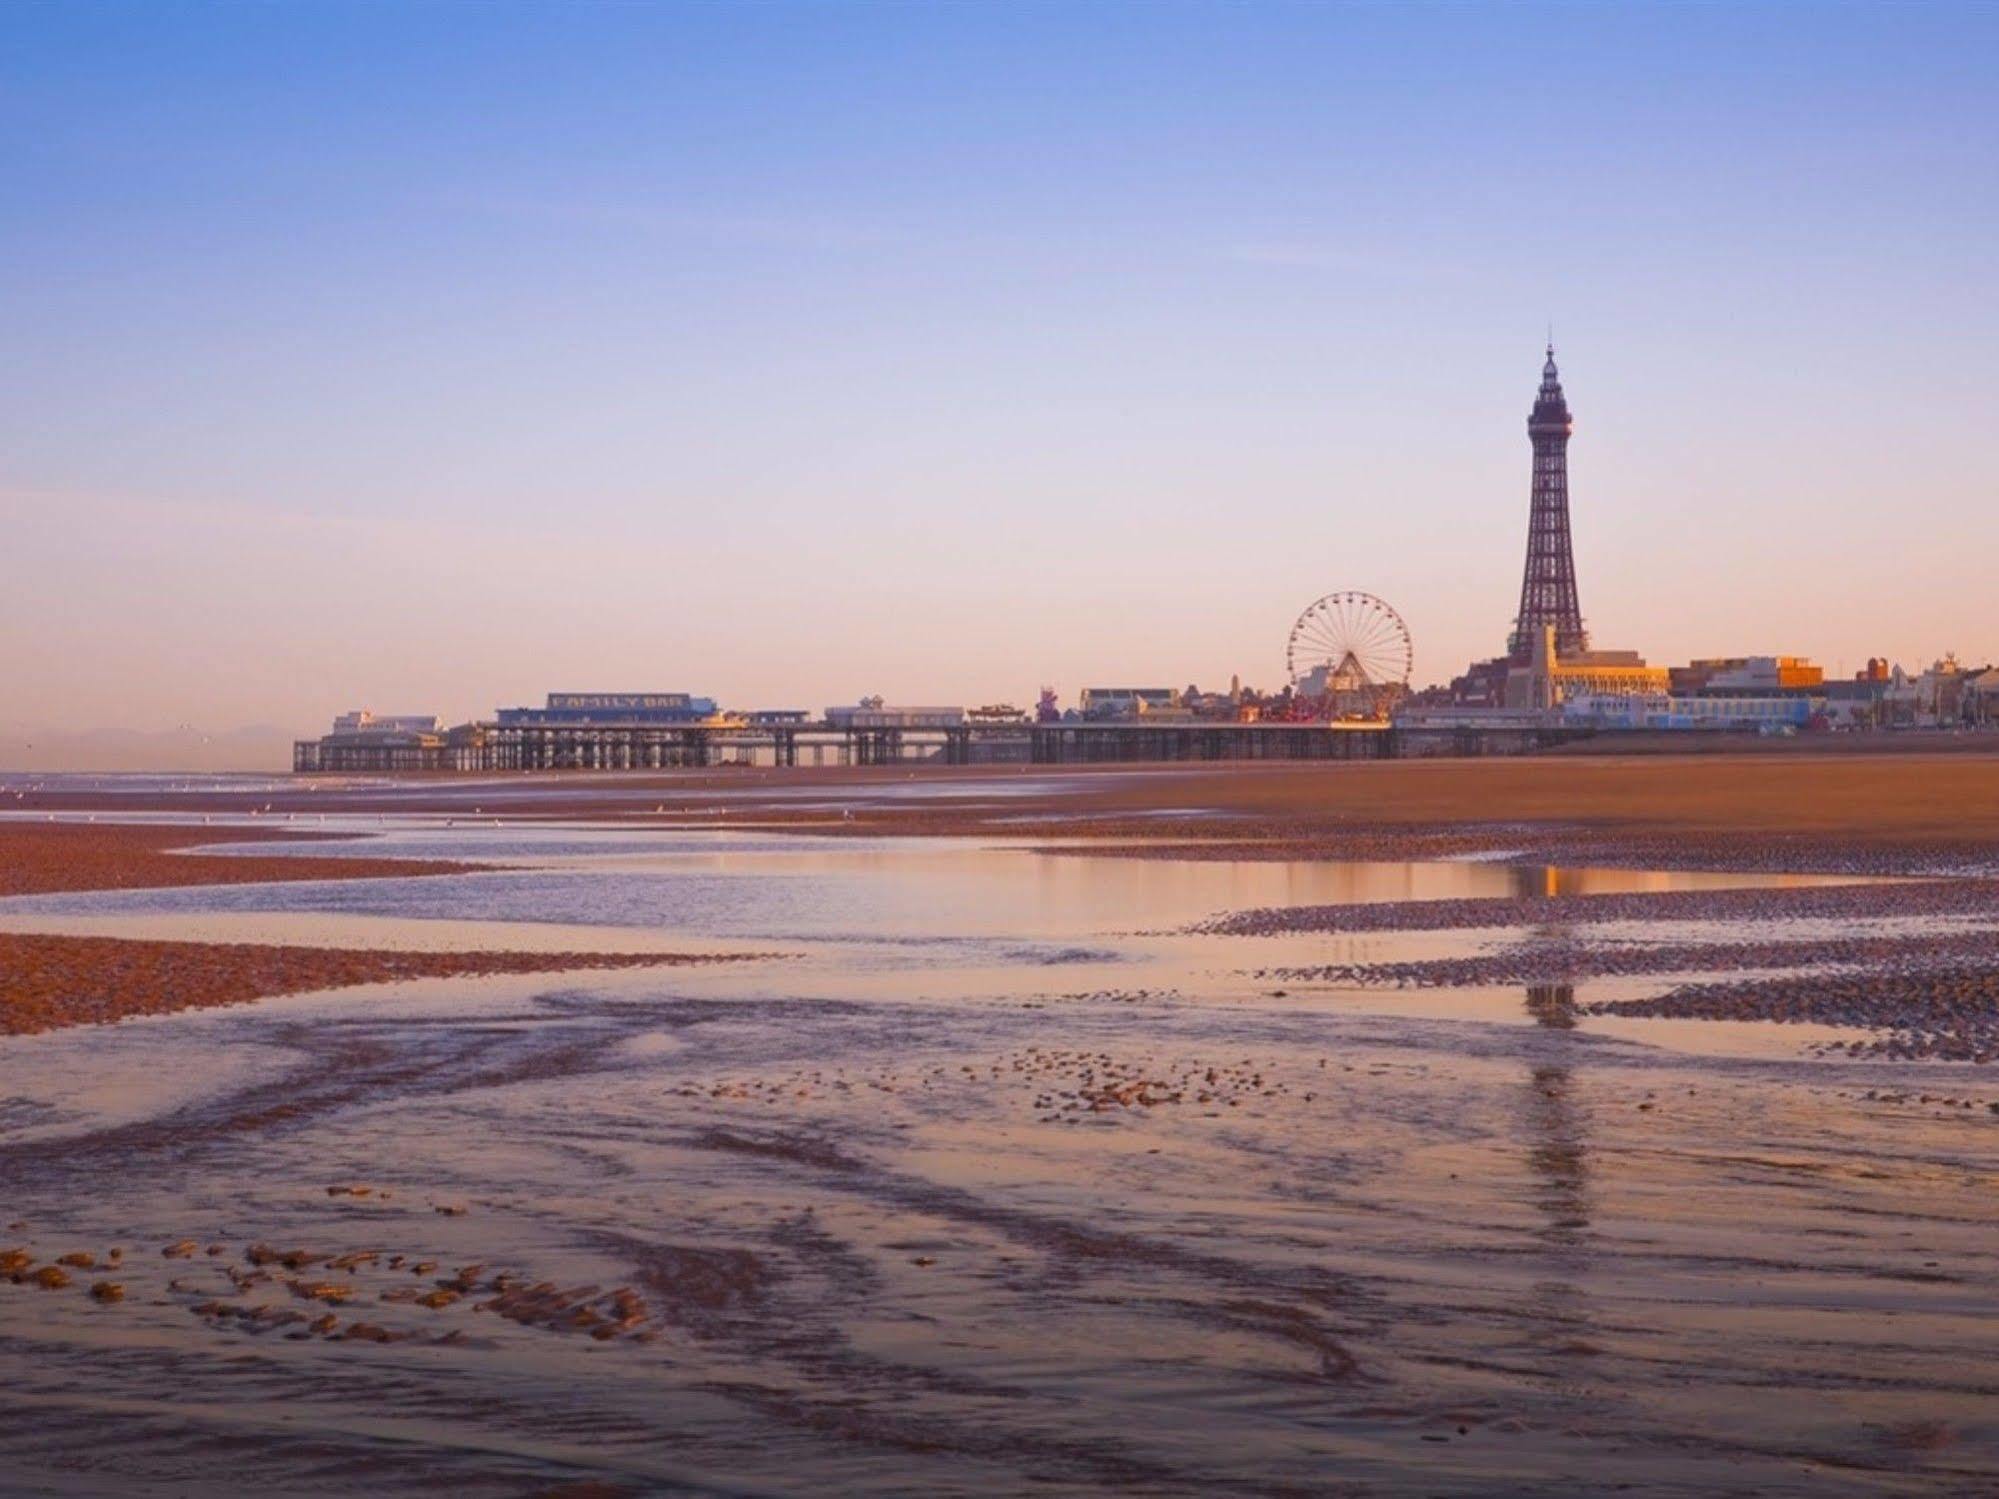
[1669,656,1824,694]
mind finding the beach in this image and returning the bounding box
[0,757,1995,1494]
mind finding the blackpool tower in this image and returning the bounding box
[1507,346,1589,661]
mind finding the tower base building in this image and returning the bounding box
[1502,626,1668,711]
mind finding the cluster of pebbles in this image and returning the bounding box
[1088,823,1999,879]
[1018,1048,1328,1122]
[0,1240,129,1302]
[1204,864,1999,1064]
[1195,877,1999,938]
[1427,830,1998,878]
[1256,928,1999,991]
[1014,988,1177,1013]
[1,1197,658,1348]
[1590,966,1999,1063]
[1852,1086,1999,1113]
[664,1046,1357,1127]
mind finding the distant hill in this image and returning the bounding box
[0,724,298,773]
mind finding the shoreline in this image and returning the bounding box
[13,751,1999,856]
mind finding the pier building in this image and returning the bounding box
[495,692,718,726]
[1078,687,1182,720]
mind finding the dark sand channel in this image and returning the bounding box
[1,814,1995,1496]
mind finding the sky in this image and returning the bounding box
[4,1,1996,764]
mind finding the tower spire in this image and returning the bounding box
[1508,346,1587,661]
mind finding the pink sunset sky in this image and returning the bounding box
[4,4,1994,767]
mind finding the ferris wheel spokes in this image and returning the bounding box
[1284,591,1413,721]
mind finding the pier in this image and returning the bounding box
[295,717,1602,773]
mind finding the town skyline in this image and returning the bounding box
[6,336,1992,770]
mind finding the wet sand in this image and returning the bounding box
[0,932,755,1035]
[2,969,1994,1496]
[1194,860,1999,1066]
[0,822,487,898]
[13,750,1999,852]
[1197,878,1999,936]
[0,823,710,1037]
[1591,968,1999,1062]
[2,771,1997,1494]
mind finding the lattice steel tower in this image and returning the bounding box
[1507,346,1589,661]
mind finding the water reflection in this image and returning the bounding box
[1513,866,1570,900]
[1522,985,1590,1243]
[1520,983,1598,1380]
[1525,982,1579,1031]
[0,833,1863,948]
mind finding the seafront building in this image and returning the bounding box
[298,712,455,772]
[824,700,965,730]
[1501,625,1670,713]
[483,693,735,769]
[1078,687,1183,720]
[496,692,717,726]
[332,711,441,735]
[1559,691,1814,733]
[1671,657,1825,694]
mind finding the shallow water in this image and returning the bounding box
[1,823,1995,1496]
[0,822,1863,942]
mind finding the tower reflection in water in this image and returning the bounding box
[1511,866,1589,901]
[1526,985,1588,1241]
[1520,984,1599,1370]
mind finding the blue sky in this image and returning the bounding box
[4,2,1996,740]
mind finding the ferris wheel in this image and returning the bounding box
[1285,591,1414,693]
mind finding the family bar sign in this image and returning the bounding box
[547,693,696,712]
